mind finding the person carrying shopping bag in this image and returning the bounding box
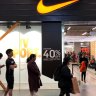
[58,57,73,96]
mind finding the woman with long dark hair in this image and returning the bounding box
[26,54,42,96]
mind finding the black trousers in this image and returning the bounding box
[59,88,70,96]
[81,72,86,81]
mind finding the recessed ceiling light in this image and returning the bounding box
[92,27,96,30]
[67,27,71,30]
[82,32,87,35]
[64,32,66,35]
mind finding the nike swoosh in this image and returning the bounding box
[37,0,79,14]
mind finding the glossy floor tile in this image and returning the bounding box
[1,65,96,96]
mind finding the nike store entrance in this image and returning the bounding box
[0,0,96,90]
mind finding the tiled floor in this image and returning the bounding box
[1,65,96,96]
[0,86,96,96]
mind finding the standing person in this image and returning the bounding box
[80,54,88,83]
[0,53,5,68]
[26,54,42,96]
[58,57,73,96]
[4,49,17,96]
[0,53,6,91]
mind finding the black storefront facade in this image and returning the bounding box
[0,0,96,79]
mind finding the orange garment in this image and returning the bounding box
[80,61,86,72]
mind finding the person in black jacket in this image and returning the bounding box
[58,57,73,96]
[0,53,5,68]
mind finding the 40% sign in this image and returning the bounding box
[43,49,61,60]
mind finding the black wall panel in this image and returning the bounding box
[42,21,62,78]
[0,0,96,21]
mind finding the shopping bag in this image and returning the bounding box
[71,77,80,94]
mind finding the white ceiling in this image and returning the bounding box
[63,36,96,42]
[62,22,96,42]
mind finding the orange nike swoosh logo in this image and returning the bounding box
[37,0,79,14]
[0,22,19,40]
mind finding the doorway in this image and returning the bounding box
[62,21,96,85]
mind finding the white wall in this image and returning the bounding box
[0,25,58,90]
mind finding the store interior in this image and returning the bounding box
[62,21,96,62]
